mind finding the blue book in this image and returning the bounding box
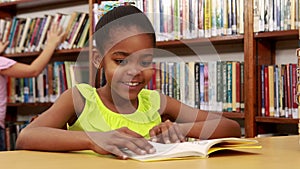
[23,78,29,103]
[261,65,265,116]
[227,61,232,112]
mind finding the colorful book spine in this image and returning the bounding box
[232,61,237,112]
[216,61,223,112]
[235,61,241,112]
[261,65,266,116]
[199,62,205,110]
[222,61,228,111]
[226,61,232,112]
[204,0,212,37]
[274,65,280,117]
[268,65,275,117]
[240,62,244,111]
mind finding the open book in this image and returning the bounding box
[122,137,261,161]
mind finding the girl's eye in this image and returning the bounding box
[140,61,152,67]
[115,59,128,65]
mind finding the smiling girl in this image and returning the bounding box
[16,5,241,159]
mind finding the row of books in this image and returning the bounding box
[253,0,300,32]
[8,59,244,114]
[3,121,28,151]
[260,64,299,119]
[146,61,245,112]
[93,0,245,41]
[7,61,89,103]
[0,11,90,54]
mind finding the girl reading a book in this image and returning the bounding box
[0,23,65,151]
[16,5,241,159]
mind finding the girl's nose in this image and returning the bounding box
[126,65,141,76]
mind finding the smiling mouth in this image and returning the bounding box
[122,82,140,87]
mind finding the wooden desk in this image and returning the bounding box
[0,135,299,169]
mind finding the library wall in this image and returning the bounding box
[276,41,298,64]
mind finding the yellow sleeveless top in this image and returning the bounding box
[68,84,161,138]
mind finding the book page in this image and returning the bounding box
[122,141,207,161]
[122,138,261,162]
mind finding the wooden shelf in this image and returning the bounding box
[222,112,245,119]
[7,102,53,107]
[256,116,299,124]
[254,30,298,40]
[157,35,244,48]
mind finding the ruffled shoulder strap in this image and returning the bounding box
[75,83,97,101]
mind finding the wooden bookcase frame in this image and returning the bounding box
[1,0,298,138]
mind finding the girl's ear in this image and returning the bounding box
[92,48,103,69]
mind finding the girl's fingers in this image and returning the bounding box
[172,123,186,142]
[103,145,129,160]
[150,120,185,144]
[159,123,171,144]
[117,127,155,154]
[149,126,160,142]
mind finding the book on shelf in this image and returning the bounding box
[1,18,12,43]
[208,61,218,111]
[235,61,241,112]
[122,137,261,162]
[268,65,275,117]
[232,61,237,112]
[35,15,52,51]
[226,61,233,112]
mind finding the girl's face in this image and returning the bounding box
[102,33,154,101]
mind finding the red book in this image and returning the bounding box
[264,66,269,116]
[291,64,298,118]
[29,17,41,51]
[283,65,289,117]
[287,64,292,118]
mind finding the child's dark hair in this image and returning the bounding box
[94,5,156,56]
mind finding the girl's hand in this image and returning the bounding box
[45,23,65,48]
[149,120,186,144]
[88,127,156,159]
[0,41,9,54]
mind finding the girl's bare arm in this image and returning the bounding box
[158,94,241,140]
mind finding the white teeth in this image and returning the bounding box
[125,82,139,86]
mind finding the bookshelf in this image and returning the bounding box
[246,0,299,137]
[89,0,300,138]
[1,0,299,150]
[0,0,90,149]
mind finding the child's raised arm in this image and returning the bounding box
[0,23,65,78]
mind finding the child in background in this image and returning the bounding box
[16,5,241,159]
[0,23,65,151]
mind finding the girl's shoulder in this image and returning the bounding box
[74,83,97,99]
[0,56,16,70]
